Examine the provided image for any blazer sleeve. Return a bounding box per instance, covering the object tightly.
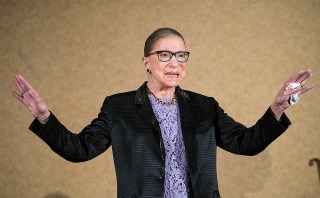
[214,103,291,156]
[29,97,112,162]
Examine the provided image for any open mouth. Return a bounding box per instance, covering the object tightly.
[165,72,179,77]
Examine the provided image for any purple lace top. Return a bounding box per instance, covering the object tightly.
[149,98,191,198]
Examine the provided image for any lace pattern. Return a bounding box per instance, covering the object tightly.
[150,98,190,198]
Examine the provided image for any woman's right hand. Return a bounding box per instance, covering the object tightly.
[12,75,50,124]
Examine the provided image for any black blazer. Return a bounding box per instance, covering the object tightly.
[30,82,291,198]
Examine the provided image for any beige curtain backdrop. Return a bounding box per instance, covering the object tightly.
[1,0,319,197]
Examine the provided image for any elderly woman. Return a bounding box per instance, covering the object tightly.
[13,28,314,198]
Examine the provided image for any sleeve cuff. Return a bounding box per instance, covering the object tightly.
[266,107,291,130]
[29,111,54,135]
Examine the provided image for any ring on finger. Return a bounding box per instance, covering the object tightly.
[19,90,28,98]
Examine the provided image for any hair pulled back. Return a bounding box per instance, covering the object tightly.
[144,27,185,57]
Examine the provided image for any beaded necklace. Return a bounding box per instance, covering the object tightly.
[146,86,177,106]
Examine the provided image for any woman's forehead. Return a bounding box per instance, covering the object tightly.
[153,35,186,51]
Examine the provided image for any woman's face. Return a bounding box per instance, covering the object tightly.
[143,35,187,89]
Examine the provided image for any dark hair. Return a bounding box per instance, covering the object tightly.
[144,27,185,57]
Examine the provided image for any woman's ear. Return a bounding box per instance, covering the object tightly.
[142,57,148,68]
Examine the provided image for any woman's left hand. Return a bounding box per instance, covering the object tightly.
[271,69,315,120]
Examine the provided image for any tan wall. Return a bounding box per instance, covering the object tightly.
[1,0,319,197]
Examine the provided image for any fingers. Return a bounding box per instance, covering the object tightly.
[12,89,34,105]
[28,88,42,104]
[283,86,301,96]
[272,69,314,112]
[12,90,25,103]
[14,75,34,93]
[13,74,35,101]
[12,75,37,106]
[295,69,312,86]
[282,69,314,94]
[284,69,313,87]
[14,75,26,92]
[284,69,305,86]
[300,84,315,95]
[283,84,314,96]
[14,77,23,93]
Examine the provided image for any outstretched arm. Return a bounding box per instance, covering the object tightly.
[271,69,315,120]
[12,75,50,124]
[12,74,112,162]
[216,69,315,155]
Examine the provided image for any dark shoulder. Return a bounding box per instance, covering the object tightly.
[177,89,219,114]
[109,90,136,99]
[179,89,220,118]
[106,90,137,106]
[100,90,136,109]
[182,89,218,104]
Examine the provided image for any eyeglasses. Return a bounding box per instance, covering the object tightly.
[147,50,190,63]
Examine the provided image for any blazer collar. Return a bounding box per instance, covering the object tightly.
[135,81,191,105]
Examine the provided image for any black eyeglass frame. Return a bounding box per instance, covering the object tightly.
[147,50,190,63]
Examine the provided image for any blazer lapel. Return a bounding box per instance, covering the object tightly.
[176,86,192,135]
[135,82,163,160]
[176,87,198,171]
